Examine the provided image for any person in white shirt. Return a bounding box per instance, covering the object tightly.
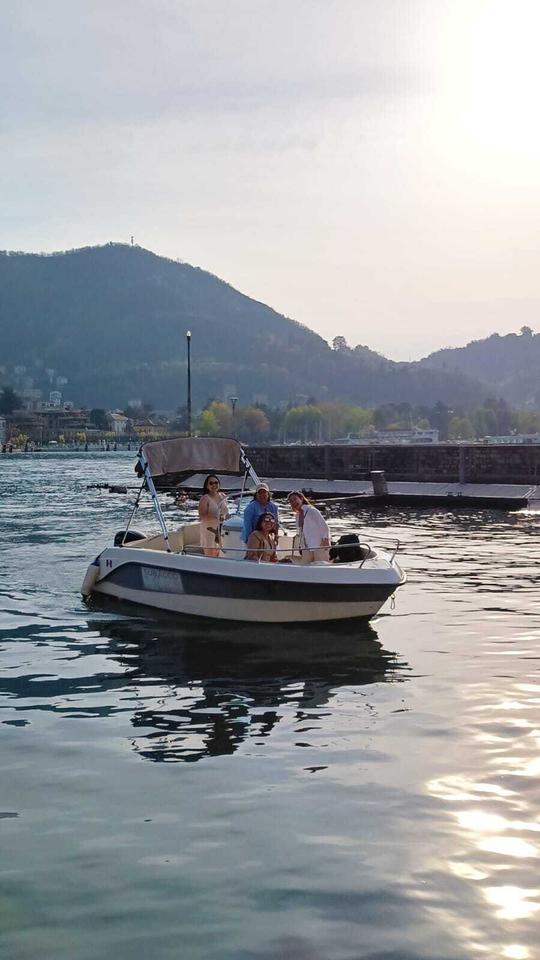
[288,490,330,563]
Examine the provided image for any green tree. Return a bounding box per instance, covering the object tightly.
[123,405,142,419]
[89,408,109,430]
[196,409,218,436]
[204,400,232,436]
[318,402,345,440]
[374,403,399,429]
[344,406,373,435]
[484,396,511,434]
[253,403,285,440]
[283,405,322,441]
[448,415,474,440]
[236,406,270,442]
[510,409,540,434]
[471,407,498,438]
[0,386,22,414]
[317,401,373,440]
[431,402,450,441]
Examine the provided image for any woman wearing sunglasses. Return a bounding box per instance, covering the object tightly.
[245,513,278,563]
[198,475,229,557]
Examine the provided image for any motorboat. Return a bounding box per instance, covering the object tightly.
[81,437,405,623]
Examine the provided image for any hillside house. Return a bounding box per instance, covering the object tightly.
[108,412,129,434]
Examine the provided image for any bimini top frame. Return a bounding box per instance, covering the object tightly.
[134,436,261,553]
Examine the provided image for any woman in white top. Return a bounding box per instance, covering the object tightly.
[288,490,330,563]
[198,475,229,557]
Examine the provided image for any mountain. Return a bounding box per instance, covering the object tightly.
[0,244,485,410]
[418,329,540,407]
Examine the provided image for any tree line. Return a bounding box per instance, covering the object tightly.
[189,396,540,442]
[3,386,540,443]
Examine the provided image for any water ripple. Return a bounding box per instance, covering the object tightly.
[0,452,538,960]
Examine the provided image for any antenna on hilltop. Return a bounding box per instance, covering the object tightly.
[130,236,134,246]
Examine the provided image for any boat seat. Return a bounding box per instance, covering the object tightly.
[123,521,214,555]
[181,523,201,547]
[127,530,186,552]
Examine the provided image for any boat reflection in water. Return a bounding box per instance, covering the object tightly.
[94,609,406,764]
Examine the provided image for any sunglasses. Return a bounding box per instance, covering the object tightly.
[208,481,219,486]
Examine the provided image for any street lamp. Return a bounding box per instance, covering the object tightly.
[229,396,238,439]
[186,330,192,437]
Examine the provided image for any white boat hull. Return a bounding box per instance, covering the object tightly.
[83,546,405,624]
[89,581,386,622]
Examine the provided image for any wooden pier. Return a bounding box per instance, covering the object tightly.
[178,443,540,508]
[219,443,540,509]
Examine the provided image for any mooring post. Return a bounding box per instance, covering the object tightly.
[371,469,388,497]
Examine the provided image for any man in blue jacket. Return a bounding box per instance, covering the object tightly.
[242,483,279,544]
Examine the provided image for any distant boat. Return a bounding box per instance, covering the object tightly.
[332,429,439,445]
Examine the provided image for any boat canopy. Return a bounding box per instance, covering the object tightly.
[137,436,245,483]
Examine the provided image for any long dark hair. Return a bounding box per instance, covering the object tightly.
[202,474,221,495]
[287,490,311,506]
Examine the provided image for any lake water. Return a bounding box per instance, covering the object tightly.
[0,451,539,960]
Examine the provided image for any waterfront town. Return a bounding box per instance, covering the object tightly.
[2,384,540,454]
[0,395,152,451]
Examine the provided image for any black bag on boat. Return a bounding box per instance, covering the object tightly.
[114,530,145,546]
[329,533,366,563]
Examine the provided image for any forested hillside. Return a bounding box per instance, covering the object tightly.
[0,244,485,410]
[419,329,539,407]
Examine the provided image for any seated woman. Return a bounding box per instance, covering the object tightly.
[245,513,278,562]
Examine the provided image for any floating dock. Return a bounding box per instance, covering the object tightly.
[180,474,539,510]
[263,479,538,510]
[180,440,540,510]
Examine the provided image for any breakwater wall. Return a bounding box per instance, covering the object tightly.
[247,444,540,486]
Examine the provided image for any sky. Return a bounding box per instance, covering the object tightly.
[2,0,540,360]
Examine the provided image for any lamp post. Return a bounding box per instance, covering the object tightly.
[186,330,192,437]
[229,396,238,439]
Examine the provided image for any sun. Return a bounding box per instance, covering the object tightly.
[442,0,540,162]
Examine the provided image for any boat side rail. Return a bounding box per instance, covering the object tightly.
[324,536,401,565]
[182,542,301,561]
[357,534,400,561]
[125,530,400,563]
[277,526,400,560]
[181,538,400,564]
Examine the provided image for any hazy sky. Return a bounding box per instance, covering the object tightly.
[2,0,540,359]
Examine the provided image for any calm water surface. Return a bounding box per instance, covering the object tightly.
[0,452,538,960]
